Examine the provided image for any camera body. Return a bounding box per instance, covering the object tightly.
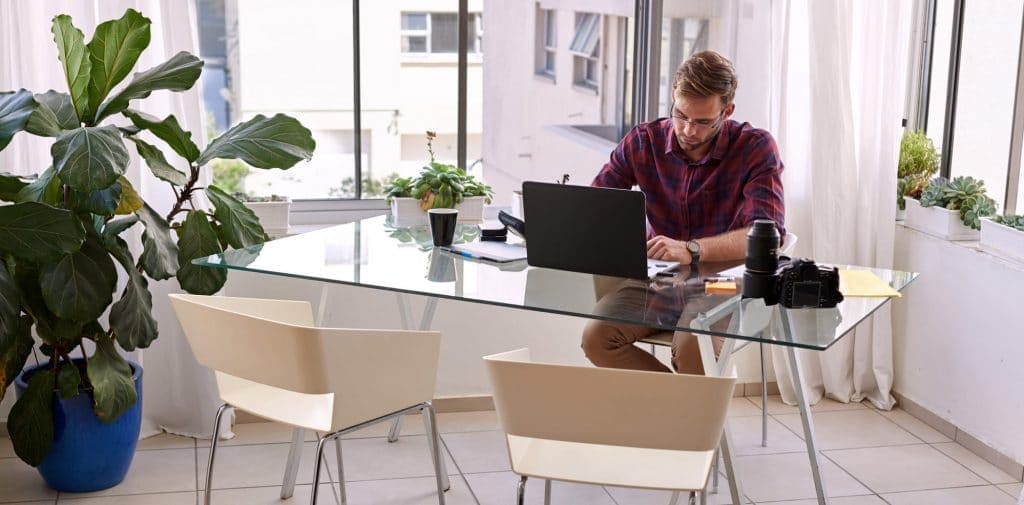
[774,257,844,308]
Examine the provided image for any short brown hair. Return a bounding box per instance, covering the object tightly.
[672,51,737,106]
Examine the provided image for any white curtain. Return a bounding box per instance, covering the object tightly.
[768,0,913,409]
[0,0,229,438]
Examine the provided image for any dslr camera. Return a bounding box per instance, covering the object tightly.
[741,220,844,308]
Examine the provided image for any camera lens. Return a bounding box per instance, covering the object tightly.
[742,220,780,301]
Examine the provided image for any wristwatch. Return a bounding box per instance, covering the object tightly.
[685,239,701,264]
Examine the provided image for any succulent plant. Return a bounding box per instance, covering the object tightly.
[918,177,950,208]
[992,214,1024,232]
[918,176,996,230]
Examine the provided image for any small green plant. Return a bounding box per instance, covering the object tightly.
[897,131,940,211]
[918,176,997,229]
[383,131,492,210]
[992,214,1024,232]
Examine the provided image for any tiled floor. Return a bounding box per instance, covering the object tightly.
[1,397,1020,505]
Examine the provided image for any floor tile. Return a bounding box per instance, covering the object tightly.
[933,442,1019,484]
[206,483,335,504]
[441,431,511,474]
[344,475,477,505]
[874,408,953,444]
[757,495,885,505]
[337,435,458,482]
[221,422,315,446]
[56,449,196,498]
[0,459,57,503]
[826,444,987,493]
[728,397,764,417]
[749,395,867,415]
[58,491,196,504]
[731,451,870,502]
[774,410,919,450]
[0,436,15,458]
[464,471,617,505]
[136,433,196,451]
[197,441,321,490]
[605,471,740,504]
[726,415,809,456]
[0,502,54,505]
[340,411,500,440]
[998,482,1022,499]
[882,485,1017,505]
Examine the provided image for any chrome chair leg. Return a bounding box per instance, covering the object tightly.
[334,438,347,505]
[544,479,552,505]
[204,403,232,505]
[712,449,720,493]
[517,475,528,505]
[688,491,697,505]
[668,491,681,505]
[421,404,451,491]
[700,487,707,505]
[309,437,330,505]
[387,415,403,442]
[281,428,305,499]
[423,403,448,505]
[760,342,768,447]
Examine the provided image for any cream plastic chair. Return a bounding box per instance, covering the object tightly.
[168,294,447,505]
[484,348,736,505]
[638,232,798,449]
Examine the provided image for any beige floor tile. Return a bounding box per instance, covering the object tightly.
[339,411,499,440]
[749,395,868,415]
[337,435,458,482]
[998,482,1023,499]
[136,433,196,451]
[0,459,57,503]
[825,444,987,494]
[56,449,196,499]
[441,431,511,474]
[206,483,334,504]
[875,408,953,444]
[882,485,1017,505]
[220,422,315,446]
[197,441,320,490]
[464,471,617,505]
[729,397,765,417]
[933,442,1019,484]
[0,502,54,505]
[605,471,740,504]
[726,415,809,456]
[732,452,870,502]
[343,475,477,505]
[757,495,885,505]
[58,491,196,504]
[0,436,15,458]
[774,410,920,450]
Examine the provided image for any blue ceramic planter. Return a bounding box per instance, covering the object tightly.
[14,359,143,492]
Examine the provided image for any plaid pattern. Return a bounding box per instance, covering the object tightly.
[592,118,786,241]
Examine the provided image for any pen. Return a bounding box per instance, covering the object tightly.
[703,276,735,283]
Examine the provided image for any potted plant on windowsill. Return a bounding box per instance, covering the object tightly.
[980,214,1024,262]
[384,131,492,225]
[235,193,291,238]
[0,9,314,492]
[896,130,939,221]
[904,176,996,240]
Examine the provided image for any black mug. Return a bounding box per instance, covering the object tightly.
[428,208,458,247]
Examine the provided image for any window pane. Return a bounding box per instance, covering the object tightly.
[432,13,458,53]
[949,0,1024,210]
[545,51,555,72]
[545,10,556,47]
[926,0,954,145]
[469,13,482,53]
[402,12,427,30]
[570,13,600,55]
[403,35,427,53]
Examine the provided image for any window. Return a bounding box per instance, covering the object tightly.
[571,13,601,88]
[536,7,556,77]
[401,12,483,55]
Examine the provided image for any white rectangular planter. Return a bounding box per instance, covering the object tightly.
[390,196,486,226]
[246,201,291,238]
[903,197,979,241]
[980,218,1024,263]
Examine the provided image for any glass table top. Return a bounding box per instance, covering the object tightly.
[194,215,918,351]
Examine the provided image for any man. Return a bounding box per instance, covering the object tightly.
[582,50,785,375]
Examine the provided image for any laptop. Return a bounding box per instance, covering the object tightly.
[521,181,678,279]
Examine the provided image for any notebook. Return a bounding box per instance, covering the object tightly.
[444,241,528,263]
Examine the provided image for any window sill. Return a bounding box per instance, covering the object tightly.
[571,82,599,95]
[533,72,556,84]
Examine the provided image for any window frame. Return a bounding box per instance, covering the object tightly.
[401,11,482,56]
[571,12,601,89]
[400,12,430,53]
[536,7,557,78]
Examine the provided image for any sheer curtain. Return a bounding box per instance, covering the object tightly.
[0,0,229,438]
[768,0,914,409]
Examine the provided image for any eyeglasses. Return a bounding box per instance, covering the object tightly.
[670,106,724,131]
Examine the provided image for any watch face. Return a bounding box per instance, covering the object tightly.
[687,241,700,254]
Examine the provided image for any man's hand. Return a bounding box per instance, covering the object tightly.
[646,236,693,264]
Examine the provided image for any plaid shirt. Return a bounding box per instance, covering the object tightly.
[592,118,786,241]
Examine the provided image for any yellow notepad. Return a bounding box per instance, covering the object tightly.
[839,269,901,298]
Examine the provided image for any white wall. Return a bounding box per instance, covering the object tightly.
[893,225,1024,464]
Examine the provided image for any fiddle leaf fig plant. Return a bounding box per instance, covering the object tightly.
[0,9,315,467]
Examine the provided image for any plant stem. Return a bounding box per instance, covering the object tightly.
[166,164,201,222]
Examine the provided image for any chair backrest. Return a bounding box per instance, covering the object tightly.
[169,294,442,428]
[484,348,736,452]
[781,232,799,256]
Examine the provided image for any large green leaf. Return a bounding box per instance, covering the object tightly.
[0,316,34,403]
[85,9,151,123]
[40,237,117,323]
[135,203,178,280]
[196,114,315,169]
[0,202,86,261]
[103,215,138,241]
[51,15,92,123]
[114,176,143,215]
[75,182,122,215]
[0,90,35,149]
[8,367,55,466]
[25,91,77,137]
[88,333,137,422]
[176,211,226,295]
[52,125,129,192]
[0,173,28,201]
[123,110,199,162]
[56,362,82,400]
[95,52,203,122]
[206,185,268,248]
[128,137,188,185]
[15,166,62,205]
[10,261,82,345]
[105,236,157,350]
[0,260,22,345]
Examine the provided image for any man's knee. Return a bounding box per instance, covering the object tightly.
[581,321,616,358]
